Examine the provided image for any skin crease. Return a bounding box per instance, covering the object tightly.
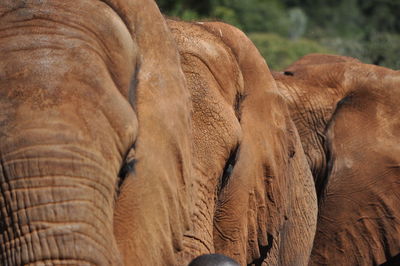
[0,0,191,265]
[112,0,194,265]
[168,19,244,264]
[168,20,317,265]
[273,54,400,265]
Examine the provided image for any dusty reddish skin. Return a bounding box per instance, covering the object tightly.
[111,1,193,266]
[168,20,317,265]
[0,0,191,265]
[273,54,400,265]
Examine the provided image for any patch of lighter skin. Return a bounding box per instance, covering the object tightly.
[196,22,204,25]
[336,155,354,170]
[36,50,66,72]
[101,5,136,57]
[374,105,399,140]
[237,70,244,95]
[348,65,380,86]
[386,72,400,84]
[275,82,293,101]
[219,29,223,37]
[343,68,358,89]
[197,38,221,58]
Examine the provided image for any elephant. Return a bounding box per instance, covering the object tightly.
[272,54,400,265]
[0,0,193,265]
[0,1,318,264]
[167,20,317,265]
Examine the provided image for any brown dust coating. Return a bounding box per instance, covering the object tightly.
[111,0,193,265]
[168,20,317,265]
[0,0,192,265]
[274,53,400,265]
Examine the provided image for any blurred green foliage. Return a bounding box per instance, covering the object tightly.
[249,33,333,70]
[157,0,400,70]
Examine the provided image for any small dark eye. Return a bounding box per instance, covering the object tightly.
[117,145,137,191]
[118,159,136,179]
[284,71,294,76]
[218,146,239,194]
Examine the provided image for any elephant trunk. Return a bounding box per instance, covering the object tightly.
[0,122,124,265]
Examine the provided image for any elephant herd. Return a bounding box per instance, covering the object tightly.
[0,0,399,265]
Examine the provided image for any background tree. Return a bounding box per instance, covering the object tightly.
[157,0,400,70]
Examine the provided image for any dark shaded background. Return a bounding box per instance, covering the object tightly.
[157,0,400,70]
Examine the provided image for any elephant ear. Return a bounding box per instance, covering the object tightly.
[112,1,193,265]
[202,22,317,265]
[311,65,400,265]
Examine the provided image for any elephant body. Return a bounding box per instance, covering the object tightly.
[273,54,400,265]
[168,20,317,265]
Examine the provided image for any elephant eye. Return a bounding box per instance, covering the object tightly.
[117,144,136,191]
[234,92,246,122]
[284,71,294,76]
[218,145,239,193]
[117,159,136,194]
[118,159,136,180]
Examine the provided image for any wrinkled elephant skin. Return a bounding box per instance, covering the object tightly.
[168,20,317,265]
[0,0,191,265]
[273,54,400,265]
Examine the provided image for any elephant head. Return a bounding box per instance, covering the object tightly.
[273,54,400,265]
[168,20,317,265]
[0,0,192,264]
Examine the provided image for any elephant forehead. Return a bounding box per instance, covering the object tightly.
[0,0,139,161]
[0,0,137,98]
[0,0,135,53]
[169,21,244,107]
[188,69,242,153]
